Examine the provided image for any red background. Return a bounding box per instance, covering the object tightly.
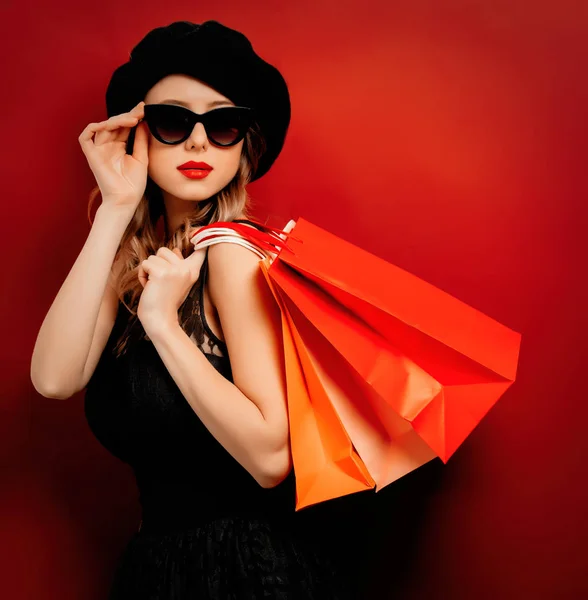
[2,1,587,598]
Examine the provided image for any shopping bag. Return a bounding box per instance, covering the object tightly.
[265,218,521,464]
[190,218,522,505]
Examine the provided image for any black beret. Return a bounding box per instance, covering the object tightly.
[105,20,291,181]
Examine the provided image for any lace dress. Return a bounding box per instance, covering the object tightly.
[84,229,353,599]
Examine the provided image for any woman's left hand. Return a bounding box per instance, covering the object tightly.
[137,246,207,335]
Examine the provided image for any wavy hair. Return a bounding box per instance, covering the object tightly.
[86,122,267,358]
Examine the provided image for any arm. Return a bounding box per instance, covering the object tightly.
[30,203,135,399]
[144,242,292,488]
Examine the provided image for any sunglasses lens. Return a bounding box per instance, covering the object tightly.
[208,125,240,146]
[149,106,191,143]
[206,109,250,146]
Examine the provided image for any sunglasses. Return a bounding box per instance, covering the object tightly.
[141,103,255,147]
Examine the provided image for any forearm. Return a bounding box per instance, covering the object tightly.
[30,203,134,398]
[146,321,289,488]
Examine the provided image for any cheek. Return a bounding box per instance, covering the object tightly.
[214,145,243,178]
[146,148,161,177]
[146,150,179,189]
[228,149,242,172]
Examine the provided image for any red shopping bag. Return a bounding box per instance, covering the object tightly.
[191,217,522,506]
[268,218,521,463]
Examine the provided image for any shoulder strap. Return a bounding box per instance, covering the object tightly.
[197,247,227,352]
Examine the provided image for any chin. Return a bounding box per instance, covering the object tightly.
[156,180,219,201]
[152,169,235,202]
[182,180,229,199]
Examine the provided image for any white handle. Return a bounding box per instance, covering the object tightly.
[191,230,275,261]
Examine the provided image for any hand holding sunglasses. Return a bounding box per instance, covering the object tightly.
[141,103,255,147]
[79,101,149,210]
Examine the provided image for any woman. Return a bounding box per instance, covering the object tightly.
[31,19,353,600]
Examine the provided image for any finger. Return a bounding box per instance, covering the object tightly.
[78,121,109,151]
[140,256,167,276]
[185,247,206,262]
[184,248,206,274]
[170,248,184,261]
[103,114,140,131]
[129,101,145,118]
[111,102,144,124]
[132,120,149,164]
[94,115,140,146]
[81,102,144,148]
[138,263,148,288]
[156,247,183,263]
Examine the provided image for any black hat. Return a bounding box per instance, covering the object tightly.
[105,20,291,182]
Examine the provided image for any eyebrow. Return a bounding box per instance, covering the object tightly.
[159,98,234,109]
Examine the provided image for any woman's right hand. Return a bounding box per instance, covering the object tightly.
[78,101,149,210]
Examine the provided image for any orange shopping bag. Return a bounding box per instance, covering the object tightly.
[261,258,376,510]
[190,217,522,508]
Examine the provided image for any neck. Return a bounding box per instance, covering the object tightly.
[162,206,248,240]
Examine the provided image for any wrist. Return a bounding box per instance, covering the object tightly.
[94,203,137,232]
[141,313,180,340]
[96,199,138,220]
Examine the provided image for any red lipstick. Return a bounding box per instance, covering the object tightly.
[178,161,212,170]
[177,161,213,180]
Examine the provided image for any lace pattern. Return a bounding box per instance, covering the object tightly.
[177,247,227,359]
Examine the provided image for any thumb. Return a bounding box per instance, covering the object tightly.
[172,247,183,258]
[184,247,206,280]
[185,246,206,262]
[132,119,149,165]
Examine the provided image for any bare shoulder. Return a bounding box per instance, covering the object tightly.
[207,241,263,307]
[206,229,280,350]
[206,219,264,309]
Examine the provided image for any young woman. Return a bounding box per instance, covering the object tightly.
[31,19,354,600]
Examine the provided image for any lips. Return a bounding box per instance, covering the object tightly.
[178,161,212,170]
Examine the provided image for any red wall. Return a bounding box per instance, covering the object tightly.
[3,1,587,598]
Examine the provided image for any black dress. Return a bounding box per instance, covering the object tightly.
[84,236,354,599]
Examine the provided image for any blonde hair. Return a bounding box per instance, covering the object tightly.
[86,123,267,358]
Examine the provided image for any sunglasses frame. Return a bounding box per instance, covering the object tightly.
[142,103,255,147]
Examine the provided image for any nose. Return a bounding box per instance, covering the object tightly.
[186,122,208,149]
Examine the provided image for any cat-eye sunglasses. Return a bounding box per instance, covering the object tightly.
[141,103,255,147]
